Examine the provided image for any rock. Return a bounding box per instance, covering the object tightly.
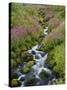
[21,61,36,73]
[21,66,30,73]
[26,61,36,68]
[11,79,21,87]
[39,70,49,78]
[31,50,36,54]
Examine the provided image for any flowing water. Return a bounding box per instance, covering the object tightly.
[16,27,56,86]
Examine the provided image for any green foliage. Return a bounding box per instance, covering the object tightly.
[47,43,65,81]
[10,4,65,85]
[52,43,65,78]
[11,32,39,53]
[11,79,21,87]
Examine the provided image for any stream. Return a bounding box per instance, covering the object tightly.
[15,26,56,86]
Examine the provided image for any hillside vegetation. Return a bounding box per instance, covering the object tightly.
[10,3,65,87]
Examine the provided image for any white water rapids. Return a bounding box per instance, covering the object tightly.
[16,27,56,86]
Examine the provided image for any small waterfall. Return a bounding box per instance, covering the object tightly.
[17,27,56,86]
[18,74,26,80]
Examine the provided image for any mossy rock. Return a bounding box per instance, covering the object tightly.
[21,66,30,73]
[11,79,21,87]
[26,61,36,68]
[21,61,36,73]
[39,70,49,78]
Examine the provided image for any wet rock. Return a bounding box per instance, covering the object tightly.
[35,54,41,59]
[31,50,36,54]
[20,77,25,81]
